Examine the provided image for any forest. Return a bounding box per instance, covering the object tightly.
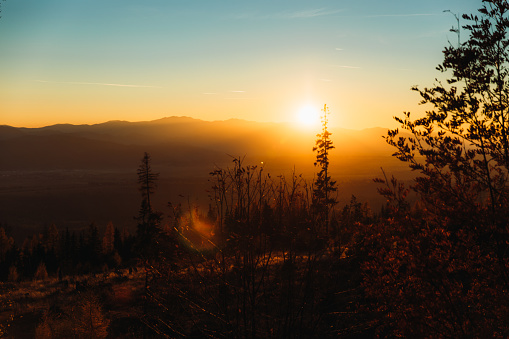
[1,1,509,337]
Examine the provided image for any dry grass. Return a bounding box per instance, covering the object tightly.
[0,269,146,338]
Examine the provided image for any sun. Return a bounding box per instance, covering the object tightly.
[296,105,320,128]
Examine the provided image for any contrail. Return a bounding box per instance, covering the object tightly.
[34,80,162,88]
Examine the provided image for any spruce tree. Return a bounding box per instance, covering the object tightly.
[312,104,337,235]
[137,152,159,223]
[135,152,163,261]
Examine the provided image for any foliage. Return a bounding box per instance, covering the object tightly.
[84,223,102,267]
[0,227,14,262]
[34,262,49,281]
[132,156,373,338]
[75,294,110,338]
[35,293,110,339]
[7,265,18,282]
[101,221,115,255]
[364,1,509,336]
[0,119,388,337]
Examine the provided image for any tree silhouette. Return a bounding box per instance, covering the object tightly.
[137,152,159,223]
[312,104,337,235]
[34,262,48,281]
[135,152,163,263]
[102,221,115,255]
[364,1,509,336]
[86,222,102,268]
[0,227,13,262]
[36,293,109,339]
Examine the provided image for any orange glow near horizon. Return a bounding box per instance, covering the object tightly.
[0,1,481,130]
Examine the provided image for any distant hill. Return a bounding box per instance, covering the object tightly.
[0,117,413,242]
[0,117,399,172]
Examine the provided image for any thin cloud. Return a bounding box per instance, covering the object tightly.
[231,8,342,20]
[35,80,162,88]
[282,8,342,19]
[335,48,344,51]
[204,91,245,95]
[362,13,437,18]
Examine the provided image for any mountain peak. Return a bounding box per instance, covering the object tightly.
[150,116,202,124]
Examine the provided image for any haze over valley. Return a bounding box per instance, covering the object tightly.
[0,117,411,242]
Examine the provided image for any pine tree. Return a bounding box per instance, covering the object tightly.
[137,152,159,223]
[312,104,337,235]
[0,227,13,262]
[135,152,163,261]
[43,223,60,255]
[102,221,115,255]
[75,294,110,338]
[86,222,101,267]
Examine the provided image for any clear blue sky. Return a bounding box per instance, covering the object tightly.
[0,0,480,129]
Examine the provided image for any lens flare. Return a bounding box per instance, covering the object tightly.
[177,209,216,252]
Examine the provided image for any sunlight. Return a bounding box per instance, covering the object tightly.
[296,105,320,128]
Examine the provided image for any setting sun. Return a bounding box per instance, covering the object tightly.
[296,105,320,128]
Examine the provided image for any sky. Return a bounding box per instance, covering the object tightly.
[0,0,480,129]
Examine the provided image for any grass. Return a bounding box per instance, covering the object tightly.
[0,269,146,338]
[0,249,373,338]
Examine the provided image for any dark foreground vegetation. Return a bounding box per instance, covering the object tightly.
[1,1,509,337]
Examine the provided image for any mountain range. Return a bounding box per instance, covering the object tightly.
[0,117,413,242]
[0,116,400,171]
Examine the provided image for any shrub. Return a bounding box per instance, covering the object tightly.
[34,262,48,281]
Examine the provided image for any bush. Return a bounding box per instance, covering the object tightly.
[7,265,18,282]
[36,293,110,339]
[34,262,48,281]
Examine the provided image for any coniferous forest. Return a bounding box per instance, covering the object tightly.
[1,1,509,337]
